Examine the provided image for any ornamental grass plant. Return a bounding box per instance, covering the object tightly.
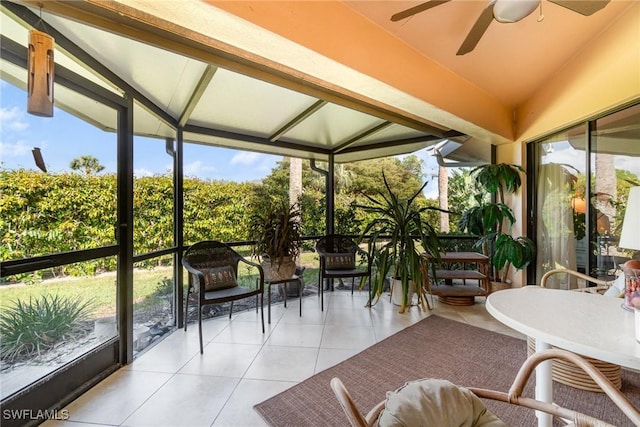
[0,294,95,362]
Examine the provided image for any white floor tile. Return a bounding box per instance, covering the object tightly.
[265,323,324,348]
[211,320,272,345]
[52,290,518,427]
[244,345,318,382]
[320,324,376,350]
[64,370,173,425]
[212,378,296,427]
[178,342,262,377]
[122,374,238,427]
[315,347,362,373]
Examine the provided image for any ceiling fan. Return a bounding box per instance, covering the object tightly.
[391,0,610,56]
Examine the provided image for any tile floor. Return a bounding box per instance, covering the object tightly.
[42,289,523,427]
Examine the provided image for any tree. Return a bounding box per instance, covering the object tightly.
[348,156,424,199]
[438,165,449,233]
[289,156,302,263]
[69,155,105,175]
[447,168,482,232]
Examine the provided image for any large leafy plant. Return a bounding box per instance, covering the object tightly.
[459,163,535,283]
[249,201,302,267]
[358,173,442,313]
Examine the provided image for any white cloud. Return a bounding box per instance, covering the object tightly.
[615,157,640,179]
[542,146,586,174]
[134,168,154,177]
[0,107,29,131]
[230,151,261,165]
[184,160,217,177]
[0,140,32,158]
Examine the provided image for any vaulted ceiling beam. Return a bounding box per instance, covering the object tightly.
[178,65,218,128]
[269,99,327,142]
[333,121,393,154]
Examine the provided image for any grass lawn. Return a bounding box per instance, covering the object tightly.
[0,268,172,318]
[0,251,323,319]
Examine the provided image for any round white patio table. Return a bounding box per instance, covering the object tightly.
[486,286,640,427]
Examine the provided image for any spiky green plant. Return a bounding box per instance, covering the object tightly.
[358,173,443,313]
[0,294,95,362]
[249,201,302,268]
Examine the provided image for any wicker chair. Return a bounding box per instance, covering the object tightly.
[182,240,264,354]
[531,268,622,392]
[315,234,372,311]
[331,349,640,427]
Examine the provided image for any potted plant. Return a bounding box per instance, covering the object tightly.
[249,201,302,282]
[458,163,535,289]
[358,173,442,313]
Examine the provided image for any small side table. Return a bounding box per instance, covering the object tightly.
[266,275,302,324]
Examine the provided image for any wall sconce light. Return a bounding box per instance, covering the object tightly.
[27,29,55,117]
[571,196,586,214]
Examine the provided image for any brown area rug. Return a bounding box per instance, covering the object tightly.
[254,315,640,426]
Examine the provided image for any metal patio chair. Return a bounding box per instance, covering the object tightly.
[182,240,264,353]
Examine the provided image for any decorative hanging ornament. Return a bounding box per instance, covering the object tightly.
[27,29,54,117]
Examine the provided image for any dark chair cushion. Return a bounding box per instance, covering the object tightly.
[203,285,256,301]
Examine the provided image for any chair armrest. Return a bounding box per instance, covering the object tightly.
[238,257,265,290]
[182,260,206,293]
[315,247,329,258]
[541,268,612,290]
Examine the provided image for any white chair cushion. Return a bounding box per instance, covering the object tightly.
[378,378,506,427]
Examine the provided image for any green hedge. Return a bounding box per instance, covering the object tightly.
[1,169,258,276]
[1,165,448,279]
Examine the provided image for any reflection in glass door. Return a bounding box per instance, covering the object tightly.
[532,103,640,287]
[592,103,640,278]
[534,124,587,287]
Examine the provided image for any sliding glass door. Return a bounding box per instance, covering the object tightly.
[591,103,640,278]
[531,103,640,286]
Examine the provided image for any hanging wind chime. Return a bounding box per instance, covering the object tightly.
[27,20,55,117]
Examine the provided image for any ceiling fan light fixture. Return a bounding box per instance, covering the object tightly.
[493,0,540,23]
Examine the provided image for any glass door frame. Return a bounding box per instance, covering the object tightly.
[526,100,640,285]
[0,42,133,425]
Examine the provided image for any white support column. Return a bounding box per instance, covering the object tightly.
[535,339,553,427]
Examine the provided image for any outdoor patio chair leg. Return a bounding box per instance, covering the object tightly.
[299,281,303,317]
[260,293,265,333]
[255,294,258,312]
[184,290,189,331]
[198,304,204,354]
[229,301,234,319]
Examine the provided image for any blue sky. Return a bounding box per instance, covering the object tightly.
[0,80,442,194]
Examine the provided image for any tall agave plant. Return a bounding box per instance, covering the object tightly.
[458,163,536,283]
[358,173,442,313]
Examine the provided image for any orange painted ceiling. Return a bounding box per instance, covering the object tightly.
[343,0,633,108]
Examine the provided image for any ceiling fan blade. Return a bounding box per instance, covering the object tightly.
[391,0,451,22]
[456,2,495,56]
[548,0,609,16]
